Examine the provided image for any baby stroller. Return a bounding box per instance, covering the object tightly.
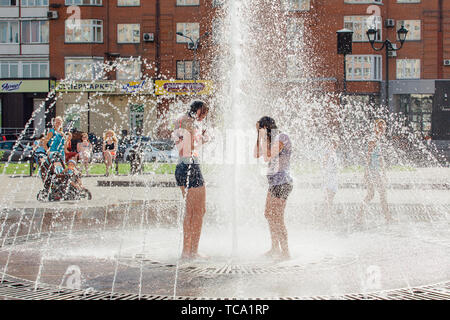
[128,142,144,175]
[36,153,92,202]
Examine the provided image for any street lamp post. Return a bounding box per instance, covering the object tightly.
[366,25,408,111]
[337,28,354,94]
[175,31,210,84]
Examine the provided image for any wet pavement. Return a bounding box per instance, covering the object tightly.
[0,167,449,299]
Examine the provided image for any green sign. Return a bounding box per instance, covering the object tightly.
[0,80,49,93]
[53,81,115,92]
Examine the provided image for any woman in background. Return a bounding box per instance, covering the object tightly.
[103,130,118,177]
[44,116,66,162]
[65,132,78,163]
[254,117,293,260]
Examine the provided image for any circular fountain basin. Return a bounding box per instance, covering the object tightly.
[1,204,449,299]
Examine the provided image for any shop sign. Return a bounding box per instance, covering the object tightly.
[53,81,115,92]
[0,80,49,93]
[155,80,213,96]
[120,80,153,94]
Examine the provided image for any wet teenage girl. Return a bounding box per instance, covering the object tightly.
[254,117,293,260]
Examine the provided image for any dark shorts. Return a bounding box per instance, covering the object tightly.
[175,162,204,189]
[269,183,293,200]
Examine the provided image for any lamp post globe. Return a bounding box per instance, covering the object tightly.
[366,28,378,45]
[397,25,409,44]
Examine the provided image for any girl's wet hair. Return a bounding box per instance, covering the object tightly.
[189,100,208,118]
[258,117,278,130]
[375,119,386,127]
[258,116,278,146]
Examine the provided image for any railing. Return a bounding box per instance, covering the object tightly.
[0,128,37,138]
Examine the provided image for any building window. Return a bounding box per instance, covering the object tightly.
[176,60,199,80]
[346,55,382,81]
[344,15,382,42]
[176,23,199,43]
[130,104,144,135]
[21,0,49,6]
[283,0,310,11]
[21,21,49,44]
[0,61,48,78]
[397,20,421,41]
[396,59,420,79]
[176,0,199,5]
[65,57,104,80]
[65,19,103,43]
[0,0,18,5]
[22,61,49,78]
[117,0,139,6]
[65,0,102,5]
[117,24,140,43]
[286,17,304,50]
[0,21,19,44]
[211,18,223,44]
[397,0,420,3]
[399,94,432,138]
[212,0,224,7]
[65,104,81,131]
[0,61,19,78]
[116,58,141,80]
[286,55,303,80]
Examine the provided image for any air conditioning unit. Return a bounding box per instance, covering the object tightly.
[444,59,450,66]
[388,43,397,57]
[47,11,58,19]
[385,19,395,28]
[143,33,154,42]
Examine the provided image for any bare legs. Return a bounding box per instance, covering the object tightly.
[180,186,206,259]
[357,171,391,226]
[323,189,336,227]
[80,154,90,176]
[104,151,113,176]
[264,193,290,259]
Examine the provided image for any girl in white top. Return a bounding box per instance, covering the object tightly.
[77,133,93,176]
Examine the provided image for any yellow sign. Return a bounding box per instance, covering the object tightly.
[155,80,213,96]
[52,81,115,92]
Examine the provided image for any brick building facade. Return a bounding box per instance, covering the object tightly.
[1,0,449,142]
[0,0,51,139]
[300,0,450,140]
[47,0,215,138]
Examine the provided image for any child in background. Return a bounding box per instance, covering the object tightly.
[77,133,93,176]
[65,160,84,191]
[322,136,340,227]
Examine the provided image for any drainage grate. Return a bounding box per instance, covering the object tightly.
[115,254,355,275]
[1,274,449,300]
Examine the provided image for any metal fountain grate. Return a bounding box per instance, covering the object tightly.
[1,208,450,300]
[115,254,356,275]
[1,274,450,300]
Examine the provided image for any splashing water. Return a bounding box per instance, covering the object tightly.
[0,0,449,300]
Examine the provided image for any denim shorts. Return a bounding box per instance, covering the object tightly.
[175,162,204,189]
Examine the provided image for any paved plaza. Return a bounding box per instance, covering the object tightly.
[0,167,449,300]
